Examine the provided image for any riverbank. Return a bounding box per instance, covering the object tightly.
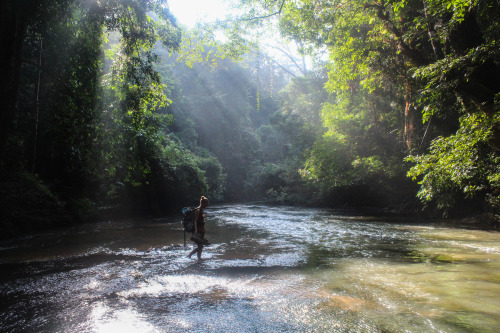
[0,174,73,240]
[2,176,498,242]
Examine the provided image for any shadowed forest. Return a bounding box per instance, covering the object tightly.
[1,0,500,237]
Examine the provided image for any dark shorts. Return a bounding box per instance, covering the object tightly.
[191,232,205,245]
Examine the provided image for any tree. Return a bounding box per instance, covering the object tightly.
[1,0,189,220]
[407,113,500,214]
[225,0,500,213]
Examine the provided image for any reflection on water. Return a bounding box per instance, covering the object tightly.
[1,205,500,332]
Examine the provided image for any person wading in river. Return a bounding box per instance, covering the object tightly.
[187,196,210,260]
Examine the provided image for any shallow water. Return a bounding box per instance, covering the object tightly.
[1,205,500,332]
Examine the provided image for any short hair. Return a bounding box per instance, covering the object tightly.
[200,196,209,206]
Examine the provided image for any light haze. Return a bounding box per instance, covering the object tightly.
[168,0,229,26]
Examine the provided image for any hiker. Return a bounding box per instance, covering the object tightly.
[187,196,210,260]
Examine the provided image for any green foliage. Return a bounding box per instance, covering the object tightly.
[299,84,407,204]
[4,0,195,219]
[155,50,278,201]
[228,0,500,214]
[238,71,331,203]
[245,162,286,200]
[300,133,351,186]
[96,22,218,211]
[175,23,250,68]
[4,0,500,228]
[406,113,500,211]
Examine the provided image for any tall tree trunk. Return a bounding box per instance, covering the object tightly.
[404,79,417,151]
[32,38,43,172]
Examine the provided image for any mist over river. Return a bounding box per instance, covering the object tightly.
[1,205,500,332]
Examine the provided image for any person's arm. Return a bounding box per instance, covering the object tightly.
[193,208,200,233]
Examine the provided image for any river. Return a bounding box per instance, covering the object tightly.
[1,205,499,332]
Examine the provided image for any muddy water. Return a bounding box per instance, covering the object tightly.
[1,205,500,332]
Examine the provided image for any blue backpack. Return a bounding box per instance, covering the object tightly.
[181,207,197,233]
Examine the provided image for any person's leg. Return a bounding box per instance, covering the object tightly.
[197,244,204,260]
[188,246,198,258]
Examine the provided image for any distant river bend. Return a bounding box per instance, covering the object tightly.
[1,205,500,332]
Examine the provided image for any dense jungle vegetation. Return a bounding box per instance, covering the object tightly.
[1,0,499,236]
